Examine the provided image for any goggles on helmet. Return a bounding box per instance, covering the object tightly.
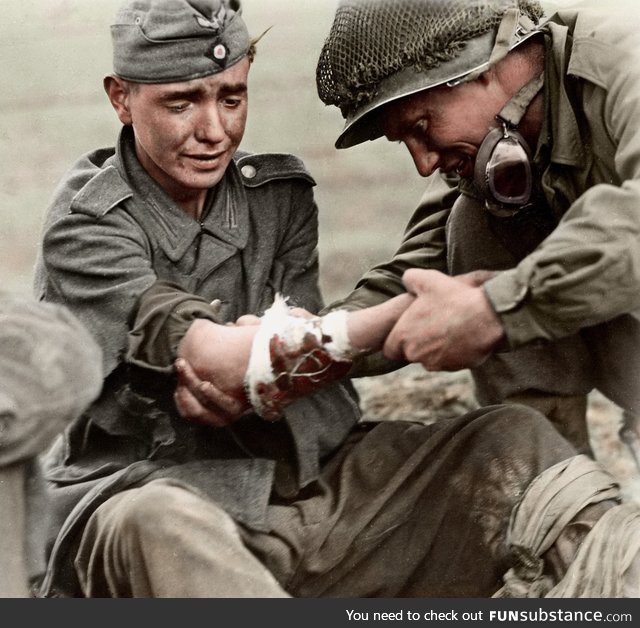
[474,122,534,218]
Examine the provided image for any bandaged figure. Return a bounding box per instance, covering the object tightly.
[495,455,640,598]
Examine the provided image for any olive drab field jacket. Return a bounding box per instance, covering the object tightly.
[332,9,640,413]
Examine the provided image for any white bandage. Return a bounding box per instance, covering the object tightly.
[245,295,354,421]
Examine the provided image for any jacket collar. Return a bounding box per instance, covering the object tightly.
[114,126,248,262]
[537,19,585,167]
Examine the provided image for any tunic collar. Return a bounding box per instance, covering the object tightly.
[114,126,249,261]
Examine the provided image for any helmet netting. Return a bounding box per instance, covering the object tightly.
[316,0,544,118]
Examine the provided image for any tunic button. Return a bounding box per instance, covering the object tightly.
[241,164,257,179]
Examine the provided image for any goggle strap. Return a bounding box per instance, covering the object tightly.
[497,72,545,128]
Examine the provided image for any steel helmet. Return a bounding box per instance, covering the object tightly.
[316,0,545,149]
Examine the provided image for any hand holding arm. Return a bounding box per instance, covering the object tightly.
[175,318,257,427]
[383,269,505,371]
[174,293,414,423]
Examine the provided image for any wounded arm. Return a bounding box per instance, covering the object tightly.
[324,174,458,376]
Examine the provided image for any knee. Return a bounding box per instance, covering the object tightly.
[108,481,228,542]
[478,403,577,462]
[482,402,555,437]
[487,402,548,427]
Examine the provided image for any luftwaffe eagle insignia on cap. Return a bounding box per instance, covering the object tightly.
[196,4,226,31]
[196,15,221,30]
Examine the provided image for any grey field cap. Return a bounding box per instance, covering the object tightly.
[316,0,545,149]
[111,0,251,83]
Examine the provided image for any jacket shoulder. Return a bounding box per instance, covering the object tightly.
[562,9,639,86]
[70,161,133,219]
[234,151,316,188]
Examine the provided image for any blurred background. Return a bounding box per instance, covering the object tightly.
[2,0,631,304]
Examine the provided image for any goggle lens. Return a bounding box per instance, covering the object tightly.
[486,136,532,205]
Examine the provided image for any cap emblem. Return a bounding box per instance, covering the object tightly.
[195,5,227,32]
[213,44,227,60]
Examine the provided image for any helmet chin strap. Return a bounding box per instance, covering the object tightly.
[463,7,539,84]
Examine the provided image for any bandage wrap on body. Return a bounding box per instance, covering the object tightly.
[492,454,640,598]
[245,295,354,421]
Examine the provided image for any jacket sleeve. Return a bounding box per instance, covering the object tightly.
[126,281,224,373]
[325,174,456,313]
[37,203,159,379]
[323,174,458,376]
[484,18,640,346]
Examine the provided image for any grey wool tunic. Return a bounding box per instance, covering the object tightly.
[32,126,361,596]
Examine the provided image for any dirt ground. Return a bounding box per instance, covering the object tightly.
[352,364,640,503]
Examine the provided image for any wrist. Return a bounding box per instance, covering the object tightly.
[177,318,217,363]
[347,293,414,352]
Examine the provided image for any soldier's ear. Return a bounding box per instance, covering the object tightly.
[104,75,134,126]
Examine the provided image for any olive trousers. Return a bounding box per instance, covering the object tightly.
[446,196,594,454]
[74,405,575,598]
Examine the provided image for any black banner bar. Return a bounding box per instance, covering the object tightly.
[2,598,638,628]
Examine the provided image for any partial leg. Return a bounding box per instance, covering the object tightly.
[241,404,580,597]
[74,479,290,598]
[0,463,30,597]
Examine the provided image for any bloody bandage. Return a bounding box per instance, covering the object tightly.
[245,296,354,421]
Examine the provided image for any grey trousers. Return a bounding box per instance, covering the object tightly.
[74,405,575,598]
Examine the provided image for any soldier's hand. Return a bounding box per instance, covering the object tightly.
[174,358,250,427]
[383,269,505,371]
[455,269,498,287]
